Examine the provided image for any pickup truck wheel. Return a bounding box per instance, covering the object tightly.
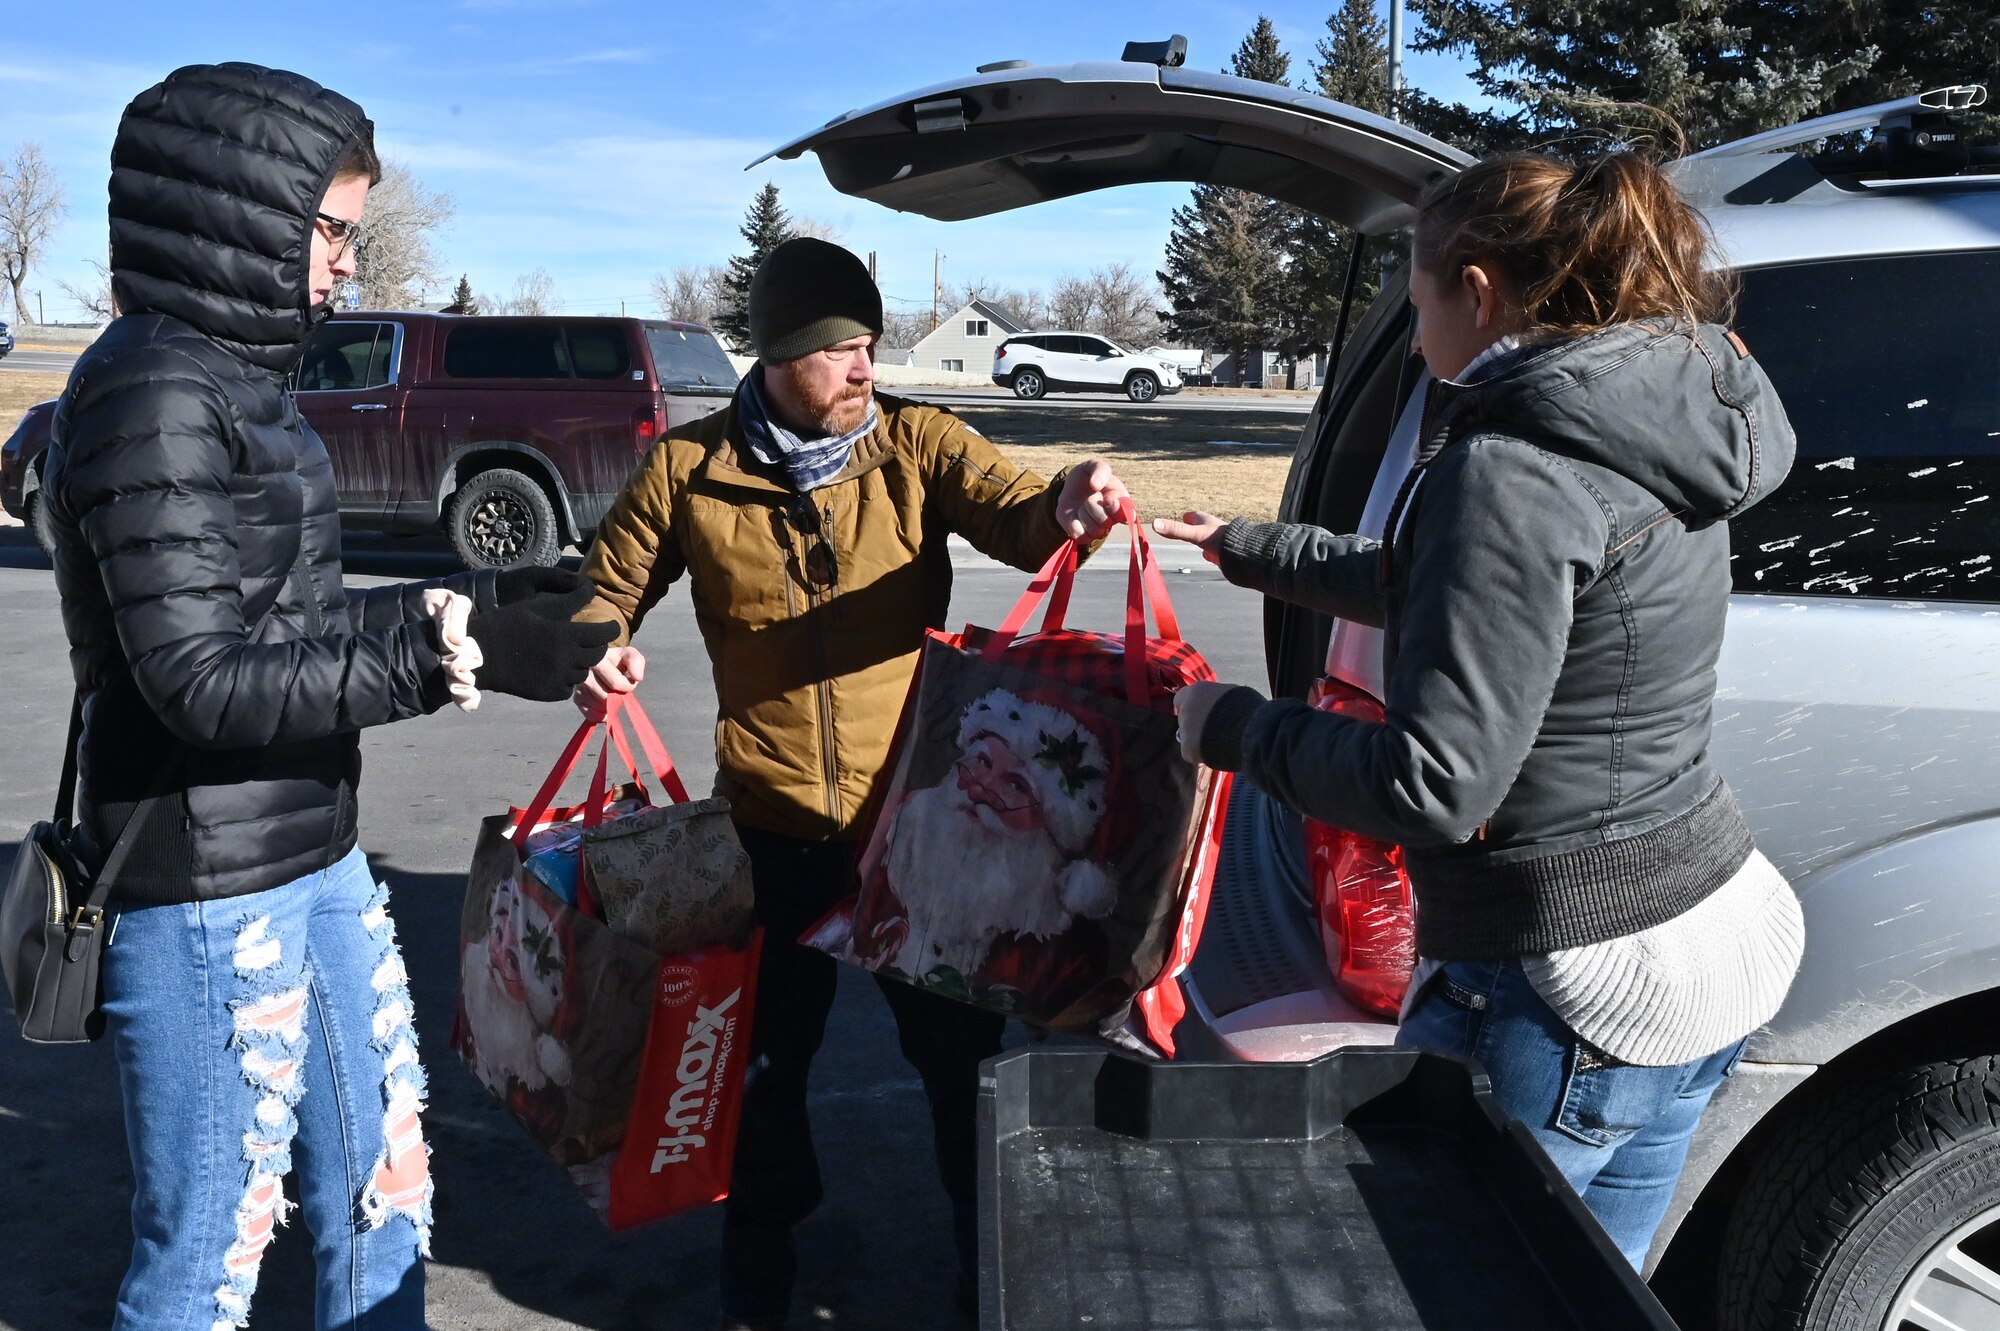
[1125,371,1160,403]
[449,468,561,570]
[1011,368,1046,400]
[1716,1056,2000,1331]
[24,490,57,559]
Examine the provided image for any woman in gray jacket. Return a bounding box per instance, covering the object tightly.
[1161,149,1805,1266]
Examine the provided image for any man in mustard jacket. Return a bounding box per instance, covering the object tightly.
[575,237,1129,1329]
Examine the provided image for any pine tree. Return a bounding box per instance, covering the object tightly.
[1231,15,1291,85]
[1157,16,1294,384]
[1159,186,1271,380]
[444,274,477,315]
[1400,0,1997,154]
[1266,0,1394,371]
[716,183,795,353]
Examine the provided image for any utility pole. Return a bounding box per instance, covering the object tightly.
[867,250,878,283]
[932,251,944,328]
[1388,0,1404,119]
[34,290,43,324]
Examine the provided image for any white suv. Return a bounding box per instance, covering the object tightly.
[991,331,1181,402]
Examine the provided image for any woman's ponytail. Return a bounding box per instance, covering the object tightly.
[1413,144,1734,336]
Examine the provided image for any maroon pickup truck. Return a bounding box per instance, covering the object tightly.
[2,311,739,568]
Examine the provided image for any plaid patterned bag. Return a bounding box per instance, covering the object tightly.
[804,504,1231,1056]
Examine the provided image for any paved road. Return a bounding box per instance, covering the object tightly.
[0,348,80,374]
[901,385,1315,414]
[0,529,1266,1331]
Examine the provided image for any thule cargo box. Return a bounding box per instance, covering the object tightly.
[977,1046,1679,1330]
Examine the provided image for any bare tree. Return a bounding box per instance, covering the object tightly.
[57,258,116,323]
[953,279,1046,330]
[504,267,559,316]
[651,263,727,325]
[0,143,66,325]
[791,215,843,242]
[1088,262,1161,348]
[350,160,455,308]
[1046,274,1096,332]
[880,307,934,350]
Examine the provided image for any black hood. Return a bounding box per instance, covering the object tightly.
[1435,323,1798,526]
[108,62,371,373]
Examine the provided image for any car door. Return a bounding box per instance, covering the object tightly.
[293,319,404,517]
[1072,334,1122,386]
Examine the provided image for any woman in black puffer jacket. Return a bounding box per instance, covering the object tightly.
[43,63,614,1330]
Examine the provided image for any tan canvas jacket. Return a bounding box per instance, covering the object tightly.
[577,390,1073,842]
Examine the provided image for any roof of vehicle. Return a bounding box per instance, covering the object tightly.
[328,310,720,335]
[1677,84,2000,269]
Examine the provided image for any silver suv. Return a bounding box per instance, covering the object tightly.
[769,59,2000,1331]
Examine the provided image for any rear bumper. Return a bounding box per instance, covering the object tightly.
[990,373,1010,387]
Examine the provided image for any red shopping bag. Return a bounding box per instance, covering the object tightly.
[455,696,760,1229]
[806,502,1231,1056]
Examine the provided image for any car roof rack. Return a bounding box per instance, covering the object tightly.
[1692,85,1988,160]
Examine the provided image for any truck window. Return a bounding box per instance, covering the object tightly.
[644,325,739,390]
[565,325,632,380]
[445,324,571,379]
[296,321,393,392]
[1730,250,2000,602]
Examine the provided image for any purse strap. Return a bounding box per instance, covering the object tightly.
[52,687,175,920]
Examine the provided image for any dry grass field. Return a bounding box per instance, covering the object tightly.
[952,401,1300,522]
[0,371,65,427]
[0,372,1302,523]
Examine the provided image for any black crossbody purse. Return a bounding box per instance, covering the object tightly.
[2,694,173,1043]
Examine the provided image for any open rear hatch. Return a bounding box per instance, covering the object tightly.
[757,53,1469,234]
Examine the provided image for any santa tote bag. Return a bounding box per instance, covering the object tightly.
[804,502,1231,1056]
[454,695,760,1229]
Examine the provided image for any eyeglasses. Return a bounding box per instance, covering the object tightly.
[782,493,839,590]
[315,211,364,262]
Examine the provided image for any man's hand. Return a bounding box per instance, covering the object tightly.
[574,645,647,719]
[1151,511,1227,566]
[1055,459,1133,541]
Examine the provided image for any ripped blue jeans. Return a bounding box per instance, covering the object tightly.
[100,846,432,1330]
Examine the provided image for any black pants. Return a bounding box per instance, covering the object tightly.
[721,825,1006,1324]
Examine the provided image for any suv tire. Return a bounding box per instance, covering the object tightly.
[449,467,562,570]
[1125,371,1160,403]
[1717,1056,2000,1331]
[24,486,56,560]
[1011,368,1047,400]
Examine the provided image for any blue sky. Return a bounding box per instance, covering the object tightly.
[1,0,1482,324]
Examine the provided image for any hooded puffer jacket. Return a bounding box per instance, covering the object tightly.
[1204,323,1798,958]
[43,63,488,903]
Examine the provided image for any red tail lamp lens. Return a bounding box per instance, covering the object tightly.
[1303,676,1416,1017]
[632,404,660,452]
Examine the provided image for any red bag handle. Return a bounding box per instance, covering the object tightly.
[983,499,1185,706]
[509,694,690,852]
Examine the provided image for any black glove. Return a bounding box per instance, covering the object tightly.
[465,582,620,701]
[493,565,587,606]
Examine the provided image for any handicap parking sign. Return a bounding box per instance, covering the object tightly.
[339,282,362,310]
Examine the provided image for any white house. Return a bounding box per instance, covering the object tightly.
[909,299,1028,375]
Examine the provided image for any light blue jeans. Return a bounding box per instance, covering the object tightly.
[100,846,432,1330]
[1396,957,1744,1269]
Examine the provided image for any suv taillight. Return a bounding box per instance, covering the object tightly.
[995,343,1008,359]
[1303,676,1415,1017]
[632,403,660,454]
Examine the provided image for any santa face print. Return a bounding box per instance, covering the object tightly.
[955,732,1046,834]
[485,880,564,1020]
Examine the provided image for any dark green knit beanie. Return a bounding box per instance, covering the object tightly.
[749,237,884,363]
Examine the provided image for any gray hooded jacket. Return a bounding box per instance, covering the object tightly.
[1203,323,1797,959]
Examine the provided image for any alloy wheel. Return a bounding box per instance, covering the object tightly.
[468,490,533,565]
[1884,1204,2000,1331]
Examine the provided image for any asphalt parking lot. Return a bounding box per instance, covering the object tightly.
[0,528,1265,1331]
